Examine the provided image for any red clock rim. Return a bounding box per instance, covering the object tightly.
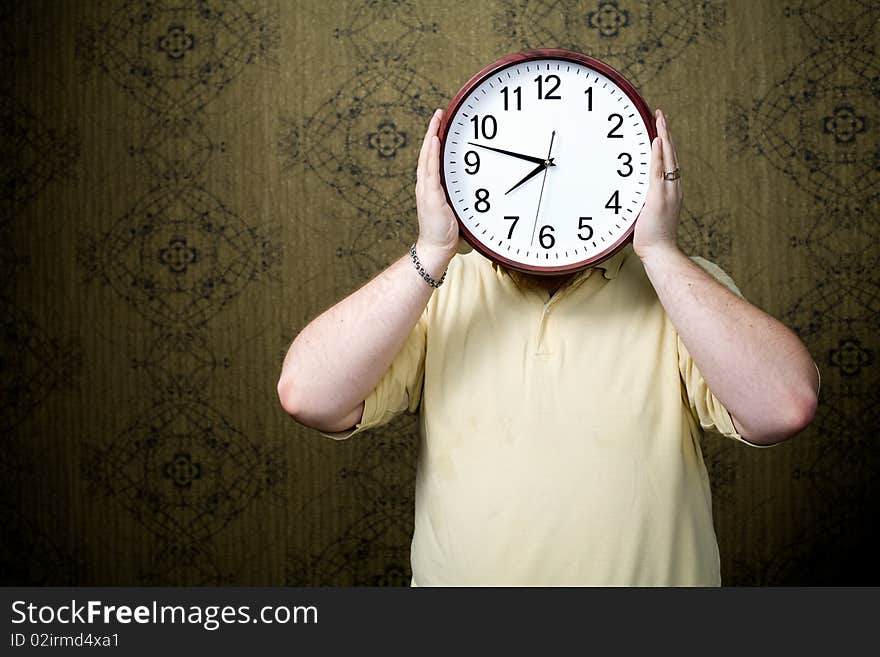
[438,48,657,276]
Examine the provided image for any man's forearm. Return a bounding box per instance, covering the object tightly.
[640,245,819,444]
[277,242,452,432]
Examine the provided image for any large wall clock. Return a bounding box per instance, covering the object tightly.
[438,49,657,274]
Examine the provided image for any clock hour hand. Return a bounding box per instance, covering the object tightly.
[505,158,556,195]
[467,141,548,166]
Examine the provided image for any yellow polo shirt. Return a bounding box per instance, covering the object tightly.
[322,244,775,586]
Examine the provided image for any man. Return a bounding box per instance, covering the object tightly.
[277,107,820,586]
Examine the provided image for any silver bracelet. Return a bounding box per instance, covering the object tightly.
[410,242,447,288]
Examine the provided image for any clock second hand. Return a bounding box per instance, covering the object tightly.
[529,130,556,247]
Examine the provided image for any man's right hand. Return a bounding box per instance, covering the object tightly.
[415,109,467,277]
[278,111,466,434]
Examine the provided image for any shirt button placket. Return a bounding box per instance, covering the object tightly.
[536,303,551,353]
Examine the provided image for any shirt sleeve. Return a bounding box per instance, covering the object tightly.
[677,256,779,449]
[317,308,428,440]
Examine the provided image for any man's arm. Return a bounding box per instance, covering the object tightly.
[641,246,818,444]
[277,109,459,433]
[633,109,819,445]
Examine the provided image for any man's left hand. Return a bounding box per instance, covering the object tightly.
[633,108,681,260]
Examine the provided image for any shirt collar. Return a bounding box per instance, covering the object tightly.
[593,247,627,280]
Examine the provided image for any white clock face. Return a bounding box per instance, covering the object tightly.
[441,56,653,272]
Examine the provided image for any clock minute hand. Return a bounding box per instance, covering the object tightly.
[467,141,547,166]
[505,158,555,195]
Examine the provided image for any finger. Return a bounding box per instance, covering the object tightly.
[426,135,441,182]
[417,111,437,181]
[418,109,442,181]
[649,134,663,181]
[661,111,679,162]
[657,110,678,171]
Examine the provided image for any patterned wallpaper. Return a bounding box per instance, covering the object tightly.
[1,0,876,585]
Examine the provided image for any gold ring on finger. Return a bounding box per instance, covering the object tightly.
[663,167,681,181]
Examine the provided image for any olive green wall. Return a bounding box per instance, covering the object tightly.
[2,0,877,585]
